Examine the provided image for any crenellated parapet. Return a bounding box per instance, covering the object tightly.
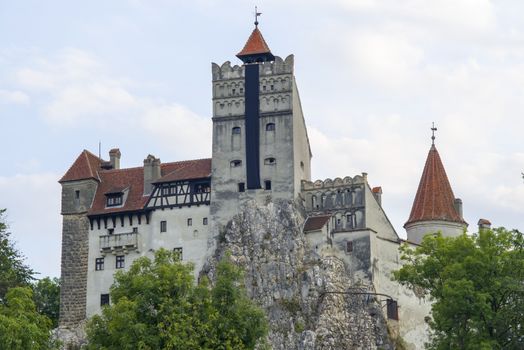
[211,55,294,81]
[301,174,369,231]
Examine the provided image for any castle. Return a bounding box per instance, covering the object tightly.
[58,23,469,348]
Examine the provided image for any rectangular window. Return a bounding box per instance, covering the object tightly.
[187,218,192,226]
[346,241,353,253]
[75,190,80,199]
[264,180,272,190]
[387,299,399,320]
[132,227,138,233]
[203,217,208,225]
[238,183,245,192]
[115,255,125,269]
[173,247,183,261]
[100,294,110,306]
[160,221,167,233]
[106,195,123,207]
[95,258,104,271]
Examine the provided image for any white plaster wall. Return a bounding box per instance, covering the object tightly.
[86,205,211,318]
[370,235,431,350]
[406,220,465,244]
[364,185,400,241]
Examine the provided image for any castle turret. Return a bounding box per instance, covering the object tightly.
[404,129,467,243]
[210,21,312,225]
[58,150,101,327]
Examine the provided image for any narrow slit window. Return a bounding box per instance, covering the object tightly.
[160,221,167,232]
[187,218,192,226]
[230,160,242,167]
[238,183,245,192]
[203,217,208,225]
[264,157,276,165]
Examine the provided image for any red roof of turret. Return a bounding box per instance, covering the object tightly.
[405,145,466,227]
[236,27,273,58]
[59,150,102,183]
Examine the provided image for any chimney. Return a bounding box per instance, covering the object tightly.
[478,218,491,231]
[372,186,382,206]
[109,148,121,170]
[453,198,463,218]
[143,154,161,195]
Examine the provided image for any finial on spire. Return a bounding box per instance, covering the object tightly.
[431,122,437,145]
[254,6,262,27]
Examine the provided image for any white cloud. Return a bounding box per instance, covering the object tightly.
[0,89,29,104]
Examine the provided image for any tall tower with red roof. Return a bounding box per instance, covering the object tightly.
[404,133,467,243]
[210,21,312,224]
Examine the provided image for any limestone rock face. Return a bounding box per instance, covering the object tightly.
[203,199,393,350]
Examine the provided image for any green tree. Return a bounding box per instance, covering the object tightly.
[0,209,35,300]
[0,286,59,349]
[33,277,60,328]
[394,228,524,349]
[86,249,268,349]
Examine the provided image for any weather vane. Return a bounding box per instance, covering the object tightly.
[431,122,437,145]
[254,6,262,26]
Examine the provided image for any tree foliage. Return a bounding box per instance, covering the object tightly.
[0,209,34,300]
[32,277,60,328]
[0,287,59,349]
[394,228,524,349]
[86,249,268,349]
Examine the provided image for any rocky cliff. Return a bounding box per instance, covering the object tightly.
[203,199,394,350]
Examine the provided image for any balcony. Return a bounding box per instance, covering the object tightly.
[99,232,138,254]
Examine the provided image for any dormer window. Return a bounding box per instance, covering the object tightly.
[106,194,122,207]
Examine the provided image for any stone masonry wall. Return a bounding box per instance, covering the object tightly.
[59,214,90,327]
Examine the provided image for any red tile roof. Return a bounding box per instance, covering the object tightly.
[405,145,465,227]
[304,215,332,232]
[59,150,102,183]
[237,27,272,58]
[154,159,212,183]
[372,186,382,194]
[87,158,211,216]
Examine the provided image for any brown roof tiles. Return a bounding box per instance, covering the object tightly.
[59,150,102,183]
[83,158,211,216]
[237,27,272,58]
[405,145,465,227]
[304,215,332,232]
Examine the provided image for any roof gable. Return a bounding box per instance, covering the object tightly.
[59,150,102,183]
[304,215,332,232]
[405,145,465,226]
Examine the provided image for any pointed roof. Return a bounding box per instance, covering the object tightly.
[59,150,102,183]
[236,26,275,63]
[405,145,466,227]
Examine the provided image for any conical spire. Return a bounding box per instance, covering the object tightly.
[236,26,275,63]
[405,144,465,227]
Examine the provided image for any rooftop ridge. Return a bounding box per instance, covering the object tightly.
[98,157,212,173]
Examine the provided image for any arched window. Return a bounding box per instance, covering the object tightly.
[266,123,275,131]
[232,127,241,134]
[264,157,276,165]
[230,160,242,167]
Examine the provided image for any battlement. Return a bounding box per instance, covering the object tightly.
[212,55,294,81]
[301,173,368,191]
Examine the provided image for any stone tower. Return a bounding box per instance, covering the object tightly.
[58,150,100,326]
[210,23,312,226]
[404,140,467,244]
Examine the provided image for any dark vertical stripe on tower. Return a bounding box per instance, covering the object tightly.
[244,63,261,189]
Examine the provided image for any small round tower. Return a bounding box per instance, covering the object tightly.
[404,125,467,243]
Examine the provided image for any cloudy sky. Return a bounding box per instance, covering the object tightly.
[1,0,523,278]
